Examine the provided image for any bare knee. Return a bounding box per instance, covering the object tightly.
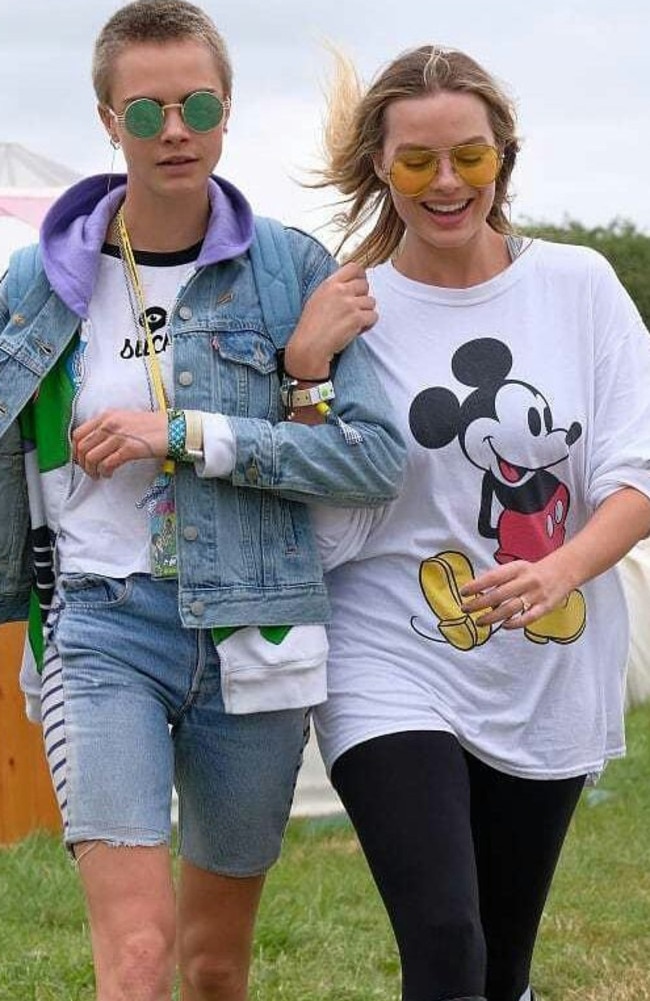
[109,925,175,999]
[74,842,175,1000]
[181,952,249,1001]
[177,864,263,1001]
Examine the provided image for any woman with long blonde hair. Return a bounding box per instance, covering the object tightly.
[287,44,650,1001]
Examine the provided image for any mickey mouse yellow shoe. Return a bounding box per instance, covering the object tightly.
[524,589,586,645]
[419,551,492,651]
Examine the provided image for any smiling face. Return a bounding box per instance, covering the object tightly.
[100,38,229,207]
[462,381,577,485]
[378,90,506,281]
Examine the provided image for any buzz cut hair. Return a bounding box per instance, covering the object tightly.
[92,0,232,105]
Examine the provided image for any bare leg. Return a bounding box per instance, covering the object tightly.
[177,860,265,1001]
[75,842,176,1001]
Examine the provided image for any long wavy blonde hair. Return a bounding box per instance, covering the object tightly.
[313,45,521,265]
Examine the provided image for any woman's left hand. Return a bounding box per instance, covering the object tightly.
[73,409,168,478]
[459,555,574,629]
[461,490,650,629]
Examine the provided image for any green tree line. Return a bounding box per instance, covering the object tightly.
[521,219,650,328]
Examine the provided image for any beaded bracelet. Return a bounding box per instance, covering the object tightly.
[167,409,188,461]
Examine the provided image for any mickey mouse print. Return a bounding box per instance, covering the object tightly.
[409,337,586,650]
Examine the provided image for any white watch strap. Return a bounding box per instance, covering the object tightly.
[289,381,336,408]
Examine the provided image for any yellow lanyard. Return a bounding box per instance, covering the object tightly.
[116,207,175,475]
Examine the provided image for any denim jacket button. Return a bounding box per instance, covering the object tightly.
[245,463,259,483]
[178,305,193,320]
[178,371,193,386]
[189,599,205,617]
[183,525,199,541]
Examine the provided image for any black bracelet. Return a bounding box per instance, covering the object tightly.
[283,370,330,383]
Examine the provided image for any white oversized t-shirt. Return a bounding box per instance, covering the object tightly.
[313,240,650,780]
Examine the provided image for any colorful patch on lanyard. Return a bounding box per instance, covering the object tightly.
[149,474,178,578]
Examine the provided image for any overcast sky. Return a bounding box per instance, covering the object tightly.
[1,0,648,248]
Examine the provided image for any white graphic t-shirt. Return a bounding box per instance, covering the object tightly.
[56,242,198,576]
[313,240,650,780]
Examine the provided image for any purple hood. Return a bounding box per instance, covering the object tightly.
[40,173,255,318]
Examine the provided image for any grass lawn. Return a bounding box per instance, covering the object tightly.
[1,704,649,1001]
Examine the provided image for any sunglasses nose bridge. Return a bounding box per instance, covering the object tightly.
[159,102,190,137]
[411,153,455,196]
[434,151,463,186]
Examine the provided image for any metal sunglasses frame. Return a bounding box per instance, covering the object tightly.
[387,142,503,196]
[107,90,230,138]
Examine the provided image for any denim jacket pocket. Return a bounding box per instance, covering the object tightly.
[211,325,280,420]
[212,325,277,372]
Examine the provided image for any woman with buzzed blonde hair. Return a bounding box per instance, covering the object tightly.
[0,3,404,998]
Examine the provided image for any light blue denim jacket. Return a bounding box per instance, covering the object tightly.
[0,175,404,630]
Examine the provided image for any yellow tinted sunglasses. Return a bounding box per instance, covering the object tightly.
[388,143,502,197]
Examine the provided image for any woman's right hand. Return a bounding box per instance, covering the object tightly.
[283,262,377,379]
[73,409,168,478]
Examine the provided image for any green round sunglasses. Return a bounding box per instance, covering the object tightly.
[109,90,229,139]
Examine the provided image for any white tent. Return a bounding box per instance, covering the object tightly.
[618,540,650,710]
[0,142,80,272]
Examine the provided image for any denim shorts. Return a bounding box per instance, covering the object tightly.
[42,573,308,876]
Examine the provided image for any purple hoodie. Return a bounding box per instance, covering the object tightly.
[40,173,255,318]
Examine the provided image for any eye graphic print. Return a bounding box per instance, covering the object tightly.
[140,307,168,333]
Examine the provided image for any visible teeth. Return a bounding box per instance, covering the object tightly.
[428,201,468,213]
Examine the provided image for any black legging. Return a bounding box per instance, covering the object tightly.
[331,731,584,1001]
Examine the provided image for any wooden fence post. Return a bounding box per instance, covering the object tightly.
[0,622,60,844]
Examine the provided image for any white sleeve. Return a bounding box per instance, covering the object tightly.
[19,646,42,724]
[587,256,650,509]
[311,503,379,572]
[194,412,236,478]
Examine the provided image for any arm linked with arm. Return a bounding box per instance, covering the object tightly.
[226,331,405,507]
[228,236,403,506]
[192,227,404,504]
